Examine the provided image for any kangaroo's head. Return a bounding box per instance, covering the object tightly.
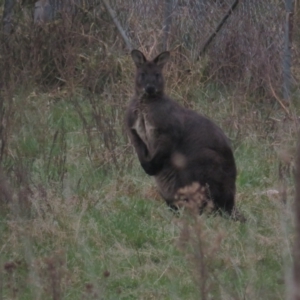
[131,50,170,98]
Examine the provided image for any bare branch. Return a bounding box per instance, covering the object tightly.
[102,0,132,51]
[197,0,239,59]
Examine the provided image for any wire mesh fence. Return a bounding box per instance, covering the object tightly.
[1,0,297,98]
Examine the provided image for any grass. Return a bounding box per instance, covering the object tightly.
[0,79,298,300]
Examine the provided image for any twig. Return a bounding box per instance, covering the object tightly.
[268,74,291,117]
[154,264,170,284]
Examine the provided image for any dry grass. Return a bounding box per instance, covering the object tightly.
[0,82,297,298]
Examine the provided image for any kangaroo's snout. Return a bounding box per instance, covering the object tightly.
[145,85,156,96]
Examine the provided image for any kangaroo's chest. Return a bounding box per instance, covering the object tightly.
[131,103,157,152]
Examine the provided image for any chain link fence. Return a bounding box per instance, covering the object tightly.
[1,0,295,97]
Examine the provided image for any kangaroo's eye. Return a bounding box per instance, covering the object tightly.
[140,72,145,80]
[155,73,160,79]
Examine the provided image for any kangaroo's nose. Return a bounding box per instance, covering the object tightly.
[145,85,156,95]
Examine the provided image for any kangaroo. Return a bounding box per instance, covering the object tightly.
[125,50,241,220]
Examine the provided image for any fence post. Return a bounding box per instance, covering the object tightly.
[293,134,300,300]
[283,0,294,103]
[2,0,16,34]
[163,0,173,51]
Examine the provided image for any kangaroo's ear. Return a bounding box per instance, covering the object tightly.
[153,51,170,67]
[131,50,147,67]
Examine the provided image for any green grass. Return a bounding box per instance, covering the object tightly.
[0,84,297,300]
